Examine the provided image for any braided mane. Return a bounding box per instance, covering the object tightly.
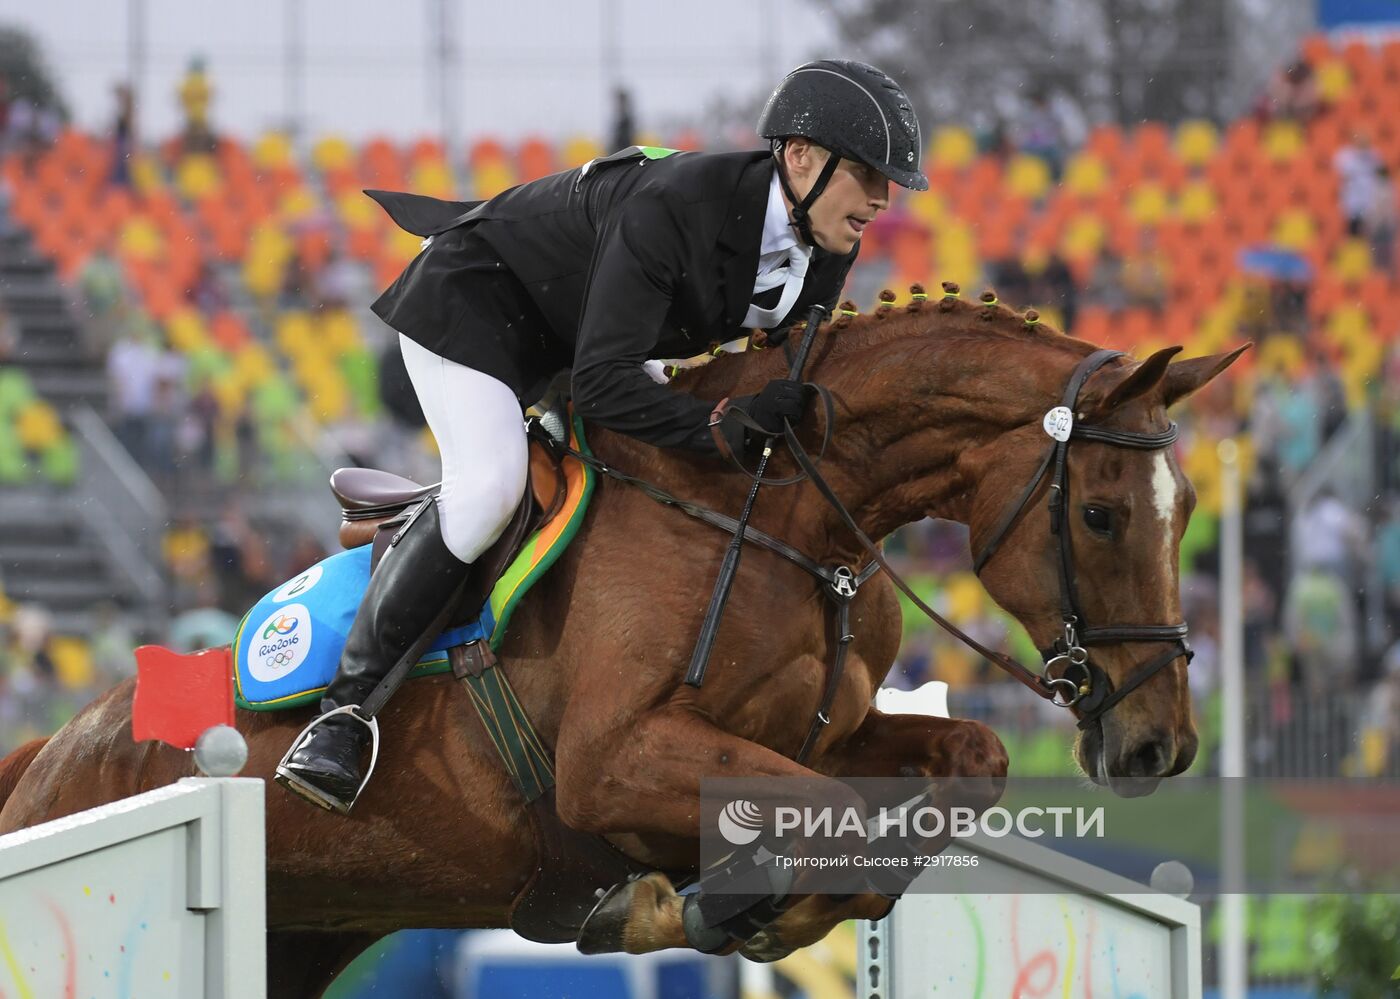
[669,283,1099,395]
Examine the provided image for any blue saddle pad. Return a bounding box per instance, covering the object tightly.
[233,545,491,710]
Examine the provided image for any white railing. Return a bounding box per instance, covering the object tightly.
[69,405,167,607]
[0,778,266,999]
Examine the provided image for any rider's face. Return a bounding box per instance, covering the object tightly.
[781,140,890,255]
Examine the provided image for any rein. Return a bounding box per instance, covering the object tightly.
[559,347,1192,746]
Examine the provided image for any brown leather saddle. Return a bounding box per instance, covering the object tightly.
[330,420,568,625]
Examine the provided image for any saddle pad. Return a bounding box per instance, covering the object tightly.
[234,417,595,710]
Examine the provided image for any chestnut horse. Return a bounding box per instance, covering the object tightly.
[0,294,1242,997]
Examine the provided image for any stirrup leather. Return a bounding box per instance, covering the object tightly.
[273,704,381,815]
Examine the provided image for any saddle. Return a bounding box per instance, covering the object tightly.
[330,418,569,625]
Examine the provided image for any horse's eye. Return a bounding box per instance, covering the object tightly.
[1083,506,1113,534]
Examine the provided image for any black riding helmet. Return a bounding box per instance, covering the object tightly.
[758,59,927,245]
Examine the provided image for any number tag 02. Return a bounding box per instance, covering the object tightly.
[1042,406,1073,442]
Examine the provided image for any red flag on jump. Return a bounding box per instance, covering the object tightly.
[131,645,234,750]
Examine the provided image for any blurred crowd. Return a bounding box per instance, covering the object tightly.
[3,40,1400,786]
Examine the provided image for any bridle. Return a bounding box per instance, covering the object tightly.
[965,349,1193,729]
[557,346,1192,745]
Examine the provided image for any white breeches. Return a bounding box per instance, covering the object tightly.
[398,334,528,564]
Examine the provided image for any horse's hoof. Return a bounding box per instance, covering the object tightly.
[576,872,681,955]
[739,928,793,964]
[576,878,639,954]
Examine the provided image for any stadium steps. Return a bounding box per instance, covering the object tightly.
[0,225,157,638]
[0,228,106,412]
[0,489,141,634]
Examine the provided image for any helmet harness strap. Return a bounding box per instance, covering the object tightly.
[772,139,842,248]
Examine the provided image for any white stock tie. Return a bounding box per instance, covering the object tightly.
[744,243,812,329]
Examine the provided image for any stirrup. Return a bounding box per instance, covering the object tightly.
[274,704,381,815]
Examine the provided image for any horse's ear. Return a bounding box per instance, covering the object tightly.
[1079,346,1182,417]
[1161,344,1251,409]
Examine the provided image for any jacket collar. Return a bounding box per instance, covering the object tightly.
[720,154,780,327]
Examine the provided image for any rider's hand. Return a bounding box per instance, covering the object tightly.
[744,378,809,435]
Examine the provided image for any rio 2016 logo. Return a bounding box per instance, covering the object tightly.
[262,614,299,640]
[248,604,313,684]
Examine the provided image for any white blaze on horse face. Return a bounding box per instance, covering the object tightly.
[1150,452,1178,553]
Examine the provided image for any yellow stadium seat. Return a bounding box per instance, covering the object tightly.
[561,137,603,168]
[253,131,295,169]
[472,161,516,199]
[212,370,247,415]
[16,400,64,452]
[1262,120,1305,162]
[234,343,277,386]
[335,190,378,228]
[1176,181,1218,222]
[934,221,979,290]
[410,159,455,199]
[1006,153,1051,199]
[946,572,984,621]
[1174,120,1219,166]
[1272,209,1315,250]
[175,154,222,200]
[1061,214,1105,258]
[305,370,348,423]
[1314,59,1352,101]
[278,186,319,222]
[389,226,425,263]
[119,216,164,260]
[131,154,166,196]
[320,310,361,356]
[930,126,976,169]
[1332,238,1373,282]
[165,308,209,353]
[1326,302,1372,343]
[1128,183,1170,225]
[1063,153,1108,196]
[49,635,95,689]
[908,190,947,225]
[312,135,355,173]
[276,311,316,359]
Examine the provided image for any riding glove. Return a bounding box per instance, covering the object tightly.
[742,378,809,435]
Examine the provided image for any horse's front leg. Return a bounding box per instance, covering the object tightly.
[554,705,866,956]
[739,709,1009,962]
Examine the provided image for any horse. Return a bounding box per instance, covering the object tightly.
[0,290,1243,997]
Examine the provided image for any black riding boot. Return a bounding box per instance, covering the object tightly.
[276,500,469,812]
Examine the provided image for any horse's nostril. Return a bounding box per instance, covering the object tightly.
[1127,739,1172,779]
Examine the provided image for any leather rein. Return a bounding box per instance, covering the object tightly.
[554,346,1191,746]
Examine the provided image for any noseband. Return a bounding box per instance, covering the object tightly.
[968,349,1193,729]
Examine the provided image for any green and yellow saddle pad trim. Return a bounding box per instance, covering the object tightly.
[233,417,595,711]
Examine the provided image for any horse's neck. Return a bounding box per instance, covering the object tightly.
[586,330,1082,566]
[801,334,1079,552]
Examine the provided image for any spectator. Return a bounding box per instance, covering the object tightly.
[1256,59,1322,122]
[87,602,136,685]
[77,241,127,351]
[1120,230,1170,312]
[0,302,17,361]
[610,87,635,153]
[315,246,361,310]
[177,56,217,154]
[106,327,161,466]
[1291,487,1366,584]
[111,82,135,188]
[1282,564,1358,695]
[1365,165,1396,271]
[1018,92,1064,180]
[1334,132,1382,237]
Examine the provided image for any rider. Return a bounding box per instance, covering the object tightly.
[276,59,928,812]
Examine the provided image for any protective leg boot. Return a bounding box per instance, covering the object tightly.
[277,500,470,812]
